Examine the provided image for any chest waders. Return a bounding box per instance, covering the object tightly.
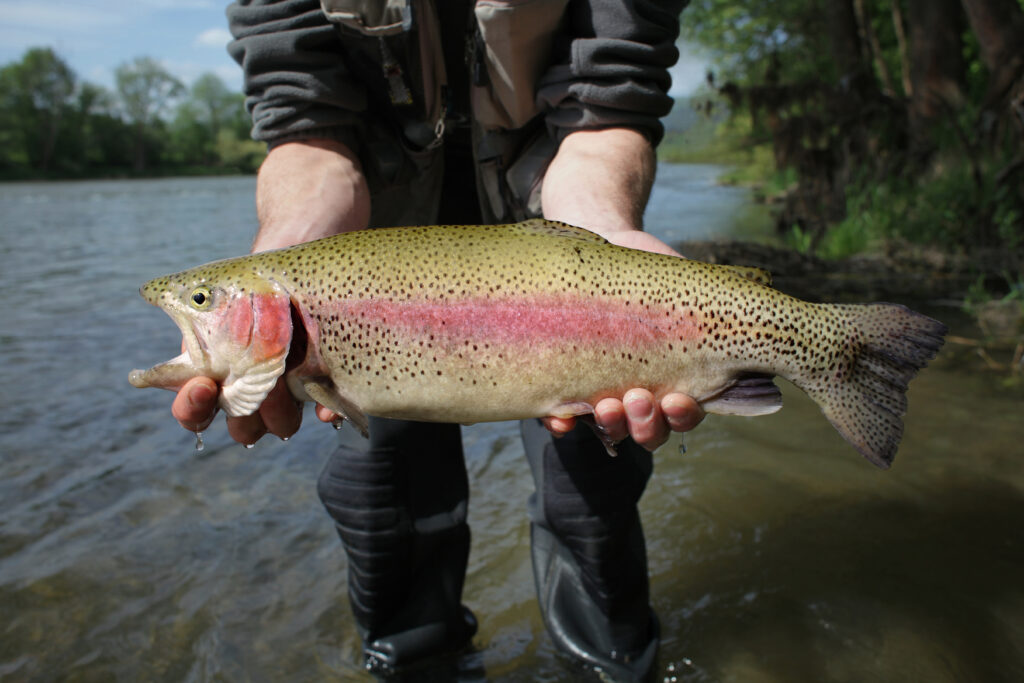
[314,2,659,680]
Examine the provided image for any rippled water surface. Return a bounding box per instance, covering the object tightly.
[1,173,1021,682]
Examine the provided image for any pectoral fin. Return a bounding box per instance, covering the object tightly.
[220,354,287,417]
[301,378,369,438]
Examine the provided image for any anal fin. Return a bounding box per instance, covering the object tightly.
[702,373,783,416]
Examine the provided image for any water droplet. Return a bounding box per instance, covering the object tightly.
[332,417,345,431]
[281,436,290,442]
[195,431,205,452]
[678,436,687,455]
[244,443,255,450]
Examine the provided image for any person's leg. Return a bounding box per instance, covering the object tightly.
[318,417,476,674]
[521,418,659,682]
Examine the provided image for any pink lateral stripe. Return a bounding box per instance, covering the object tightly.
[330,295,704,348]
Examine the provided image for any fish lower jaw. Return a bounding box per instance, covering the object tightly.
[128,368,150,388]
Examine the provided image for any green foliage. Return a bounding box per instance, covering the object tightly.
[681,1,834,86]
[0,47,76,171]
[0,48,261,179]
[963,274,1024,315]
[785,224,814,255]
[678,0,1024,269]
[215,130,267,173]
[115,57,184,126]
[823,153,1023,263]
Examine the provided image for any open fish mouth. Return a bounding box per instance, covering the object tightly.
[129,302,209,391]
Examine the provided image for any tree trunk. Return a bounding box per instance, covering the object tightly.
[890,0,913,98]
[826,0,868,82]
[960,0,1024,107]
[905,0,967,125]
[854,0,897,95]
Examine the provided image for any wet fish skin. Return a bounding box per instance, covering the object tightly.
[129,219,947,467]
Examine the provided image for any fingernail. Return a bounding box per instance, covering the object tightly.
[189,383,215,406]
[625,394,653,421]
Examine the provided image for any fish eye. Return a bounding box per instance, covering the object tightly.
[189,286,213,309]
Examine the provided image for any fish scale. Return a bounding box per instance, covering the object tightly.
[130,219,947,468]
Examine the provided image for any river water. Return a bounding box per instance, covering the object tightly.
[0,170,1021,682]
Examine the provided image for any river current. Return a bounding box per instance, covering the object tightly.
[0,169,1021,681]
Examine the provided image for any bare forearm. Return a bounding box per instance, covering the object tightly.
[541,128,678,256]
[252,139,371,253]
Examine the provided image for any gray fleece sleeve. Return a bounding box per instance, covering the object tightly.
[226,0,364,146]
[537,0,688,145]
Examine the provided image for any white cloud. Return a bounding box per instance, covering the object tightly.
[195,27,232,48]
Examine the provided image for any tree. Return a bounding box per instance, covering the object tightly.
[115,57,184,171]
[0,47,76,171]
[680,0,1023,253]
[191,73,236,141]
[961,0,1024,108]
[170,73,241,166]
[70,83,116,169]
[905,0,966,129]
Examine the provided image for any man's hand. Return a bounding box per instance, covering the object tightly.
[173,376,303,444]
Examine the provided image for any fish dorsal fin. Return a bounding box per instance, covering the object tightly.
[720,264,773,287]
[511,218,611,245]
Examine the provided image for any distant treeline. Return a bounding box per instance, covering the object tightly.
[672,0,1024,260]
[0,48,265,180]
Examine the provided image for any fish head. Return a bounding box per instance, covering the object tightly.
[129,260,293,417]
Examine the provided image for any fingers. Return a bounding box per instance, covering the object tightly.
[596,391,667,449]
[593,397,630,444]
[172,377,219,432]
[227,379,302,445]
[593,390,706,452]
[621,389,670,451]
[259,379,303,439]
[226,412,267,445]
[661,392,705,433]
[541,415,577,436]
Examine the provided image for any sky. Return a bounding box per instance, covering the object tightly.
[0,0,707,97]
[0,0,242,91]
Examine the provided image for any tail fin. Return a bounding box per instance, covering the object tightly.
[805,303,947,468]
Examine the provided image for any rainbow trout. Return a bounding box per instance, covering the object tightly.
[130,220,946,468]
